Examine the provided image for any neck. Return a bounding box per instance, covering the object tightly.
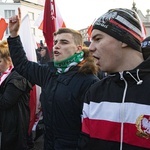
[119,50,144,72]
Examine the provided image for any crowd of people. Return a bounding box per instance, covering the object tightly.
[0,5,150,150]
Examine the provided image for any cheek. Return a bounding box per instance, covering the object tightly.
[100,49,117,66]
[63,50,74,58]
[105,51,122,70]
[43,51,46,55]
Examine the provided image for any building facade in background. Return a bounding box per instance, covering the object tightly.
[0,1,150,42]
[0,0,44,42]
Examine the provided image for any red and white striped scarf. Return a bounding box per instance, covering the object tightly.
[0,66,13,85]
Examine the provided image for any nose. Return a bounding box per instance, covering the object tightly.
[53,42,60,50]
[89,42,95,53]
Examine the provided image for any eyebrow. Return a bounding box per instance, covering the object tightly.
[54,39,70,43]
[92,34,102,40]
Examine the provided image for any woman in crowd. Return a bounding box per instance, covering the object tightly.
[0,40,32,150]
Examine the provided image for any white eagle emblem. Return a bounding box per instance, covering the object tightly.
[136,115,150,139]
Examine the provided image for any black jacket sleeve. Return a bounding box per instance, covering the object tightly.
[7,36,50,87]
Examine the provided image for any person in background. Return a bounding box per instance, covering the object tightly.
[83,41,91,47]
[35,47,41,63]
[7,8,100,150]
[141,36,150,60]
[36,40,51,65]
[38,46,51,64]
[78,8,150,150]
[0,40,32,150]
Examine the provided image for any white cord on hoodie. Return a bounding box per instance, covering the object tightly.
[119,71,128,150]
[126,69,143,85]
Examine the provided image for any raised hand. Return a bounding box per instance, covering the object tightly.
[9,8,21,37]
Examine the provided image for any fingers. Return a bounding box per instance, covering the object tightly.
[9,7,21,23]
[18,7,21,19]
[9,15,18,23]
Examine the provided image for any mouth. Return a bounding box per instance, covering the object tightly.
[93,55,100,66]
[53,51,60,56]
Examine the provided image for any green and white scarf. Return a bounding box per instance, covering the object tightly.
[54,51,84,74]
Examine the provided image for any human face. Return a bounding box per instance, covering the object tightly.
[89,29,123,73]
[0,57,10,73]
[53,33,81,62]
[39,48,46,57]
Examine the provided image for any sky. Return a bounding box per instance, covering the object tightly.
[54,0,150,30]
[2,0,150,30]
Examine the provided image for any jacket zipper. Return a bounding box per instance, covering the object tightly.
[119,72,128,150]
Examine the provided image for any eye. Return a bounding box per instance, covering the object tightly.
[60,40,69,44]
[92,35,102,43]
[93,37,101,43]
[96,37,102,41]
[54,41,57,45]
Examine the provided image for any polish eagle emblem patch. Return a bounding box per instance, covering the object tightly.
[136,115,150,139]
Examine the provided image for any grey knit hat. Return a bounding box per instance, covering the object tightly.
[92,8,143,52]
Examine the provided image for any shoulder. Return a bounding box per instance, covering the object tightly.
[7,70,32,91]
[75,73,100,89]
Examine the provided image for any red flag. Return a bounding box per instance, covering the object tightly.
[28,85,37,134]
[0,18,8,40]
[34,4,66,31]
[87,18,96,41]
[87,24,93,41]
[43,0,56,57]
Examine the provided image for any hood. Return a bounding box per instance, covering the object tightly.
[108,58,150,86]
[136,56,150,72]
[78,47,100,75]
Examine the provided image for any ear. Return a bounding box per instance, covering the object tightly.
[121,42,128,48]
[8,56,12,61]
[76,45,82,53]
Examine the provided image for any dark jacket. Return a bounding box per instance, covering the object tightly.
[0,70,32,150]
[78,58,150,150]
[7,36,100,150]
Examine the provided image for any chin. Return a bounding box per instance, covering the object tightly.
[54,57,61,62]
[54,56,58,61]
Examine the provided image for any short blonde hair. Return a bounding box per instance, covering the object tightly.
[53,28,83,46]
[0,40,11,62]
